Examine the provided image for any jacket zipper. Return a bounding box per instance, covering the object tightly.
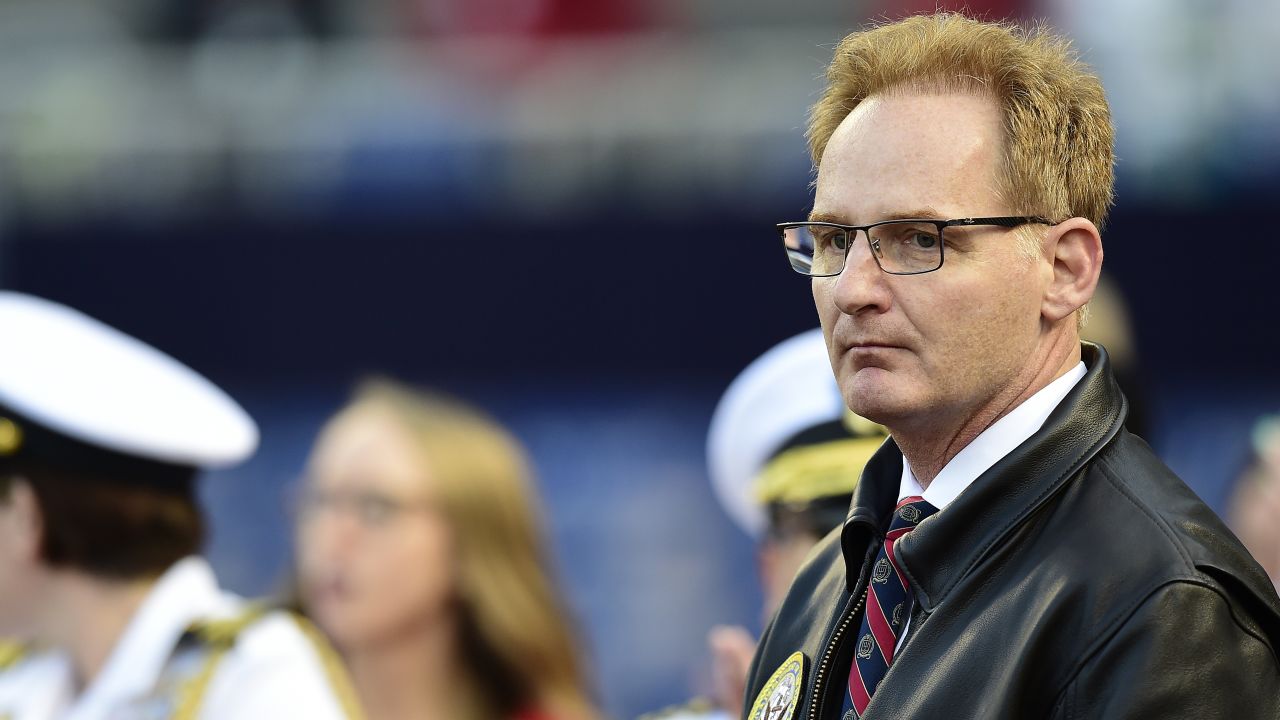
[807,538,879,720]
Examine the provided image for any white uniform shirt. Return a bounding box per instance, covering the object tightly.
[0,557,350,720]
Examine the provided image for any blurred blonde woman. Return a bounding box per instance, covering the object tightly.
[294,380,598,720]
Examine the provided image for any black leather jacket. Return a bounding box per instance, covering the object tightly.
[743,345,1280,719]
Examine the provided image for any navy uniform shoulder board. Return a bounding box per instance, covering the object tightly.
[172,605,363,720]
[0,641,32,720]
[0,642,26,672]
[169,604,270,720]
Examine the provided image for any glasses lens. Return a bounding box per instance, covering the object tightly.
[781,225,848,276]
[868,221,942,274]
[355,493,401,527]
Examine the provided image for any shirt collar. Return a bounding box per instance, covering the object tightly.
[899,362,1087,511]
[74,556,226,713]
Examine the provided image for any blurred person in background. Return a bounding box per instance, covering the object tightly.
[1080,274,1147,436]
[0,292,355,720]
[293,379,598,720]
[643,329,887,720]
[1229,416,1280,589]
[751,12,1280,719]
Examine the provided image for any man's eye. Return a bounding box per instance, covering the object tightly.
[910,232,939,249]
[814,229,847,251]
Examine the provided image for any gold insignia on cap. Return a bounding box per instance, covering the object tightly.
[0,418,22,456]
[754,436,885,505]
[748,651,806,720]
[843,410,887,437]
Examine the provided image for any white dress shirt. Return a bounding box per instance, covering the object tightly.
[894,362,1086,650]
[0,557,350,720]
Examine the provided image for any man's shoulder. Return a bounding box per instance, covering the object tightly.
[1090,432,1255,566]
[1063,431,1279,617]
[219,607,319,659]
[0,643,27,675]
[0,647,69,718]
[0,645,62,683]
[198,608,356,719]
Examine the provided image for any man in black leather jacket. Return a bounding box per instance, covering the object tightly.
[752,12,1280,720]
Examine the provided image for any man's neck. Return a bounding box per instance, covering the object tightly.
[42,572,155,690]
[895,337,1082,488]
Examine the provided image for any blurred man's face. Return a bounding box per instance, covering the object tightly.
[812,92,1046,433]
[759,531,823,622]
[0,480,47,638]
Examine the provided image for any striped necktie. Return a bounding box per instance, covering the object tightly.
[843,495,938,717]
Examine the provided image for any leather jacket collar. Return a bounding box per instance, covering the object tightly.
[841,343,1127,610]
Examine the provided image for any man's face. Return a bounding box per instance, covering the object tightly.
[812,92,1049,431]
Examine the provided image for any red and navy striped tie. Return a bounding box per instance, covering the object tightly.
[844,495,938,717]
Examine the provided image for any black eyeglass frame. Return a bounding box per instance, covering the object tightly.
[776,215,1055,276]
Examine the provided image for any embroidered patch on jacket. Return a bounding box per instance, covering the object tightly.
[748,651,806,720]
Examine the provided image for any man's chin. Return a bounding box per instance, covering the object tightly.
[842,372,916,424]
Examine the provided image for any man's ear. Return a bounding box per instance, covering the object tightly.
[1,478,44,564]
[1042,217,1103,323]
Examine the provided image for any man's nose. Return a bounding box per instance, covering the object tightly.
[831,231,891,315]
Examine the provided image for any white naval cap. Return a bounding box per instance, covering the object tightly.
[707,328,851,538]
[0,292,258,476]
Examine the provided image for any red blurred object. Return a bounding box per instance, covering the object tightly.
[871,0,1034,22]
[400,0,650,38]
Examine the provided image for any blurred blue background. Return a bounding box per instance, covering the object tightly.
[1,0,1278,717]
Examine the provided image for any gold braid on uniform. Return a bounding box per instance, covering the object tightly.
[288,612,366,720]
[1,640,31,720]
[171,606,366,720]
[172,605,269,720]
[0,642,27,671]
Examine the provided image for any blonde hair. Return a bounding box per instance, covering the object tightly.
[349,380,597,720]
[809,13,1115,230]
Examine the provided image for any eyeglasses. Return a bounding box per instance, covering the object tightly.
[776,216,1053,276]
[292,485,435,529]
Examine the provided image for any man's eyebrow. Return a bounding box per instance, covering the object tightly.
[806,210,846,223]
[879,207,946,221]
[806,207,947,224]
